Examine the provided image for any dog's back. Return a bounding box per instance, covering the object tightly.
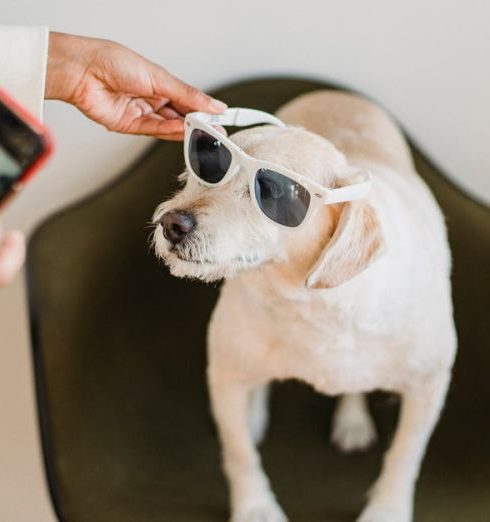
[277,90,414,175]
[278,89,451,283]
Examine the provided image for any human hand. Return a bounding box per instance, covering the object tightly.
[0,229,25,287]
[45,32,227,140]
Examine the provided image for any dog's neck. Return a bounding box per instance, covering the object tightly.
[239,206,340,301]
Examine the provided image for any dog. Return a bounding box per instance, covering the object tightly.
[152,90,457,522]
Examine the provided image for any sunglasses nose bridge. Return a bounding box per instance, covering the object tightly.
[240,156,261,180]
[229,160,250,182]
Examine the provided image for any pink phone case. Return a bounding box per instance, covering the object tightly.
[0,87,54,209]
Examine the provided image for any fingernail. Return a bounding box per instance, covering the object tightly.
[210,98,228,112]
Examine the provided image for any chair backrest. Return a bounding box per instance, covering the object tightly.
[27,78,490,522]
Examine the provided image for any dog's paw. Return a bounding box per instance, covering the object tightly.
[331,401,377,453]
[232,499,288,522]
[357,501,412,522]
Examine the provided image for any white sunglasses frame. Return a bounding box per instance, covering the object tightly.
[183,108,372,230]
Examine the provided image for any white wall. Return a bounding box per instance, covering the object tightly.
[0,1,489,520]
[2,0,490,233]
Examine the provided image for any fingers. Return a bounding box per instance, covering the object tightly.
[153,132,185,141]
[0,230,25,287]
[135,119,223,142]
[157,106,182,120]
[150,64,227,115]
[125,114,186,140]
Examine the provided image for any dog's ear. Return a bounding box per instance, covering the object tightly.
[305,176,385,289]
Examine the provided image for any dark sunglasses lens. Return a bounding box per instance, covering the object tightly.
[254,168,311,227]
[189,129,232,183]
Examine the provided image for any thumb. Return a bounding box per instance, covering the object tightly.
[0,230,25,287]
[151,64,227,114]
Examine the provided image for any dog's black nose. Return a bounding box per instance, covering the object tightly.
[160,210,196,245]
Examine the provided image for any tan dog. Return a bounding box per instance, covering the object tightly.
[152,90,457,522]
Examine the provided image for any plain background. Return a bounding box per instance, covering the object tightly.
[0,1,489,520]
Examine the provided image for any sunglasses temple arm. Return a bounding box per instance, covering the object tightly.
[233,109,286,127]
[322,175,373,204]
[191,108,285,128]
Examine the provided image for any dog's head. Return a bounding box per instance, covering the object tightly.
[152,125,384,287]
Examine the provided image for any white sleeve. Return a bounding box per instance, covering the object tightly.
[0,26,49,121]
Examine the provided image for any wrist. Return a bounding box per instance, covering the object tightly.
[45,32,90,102]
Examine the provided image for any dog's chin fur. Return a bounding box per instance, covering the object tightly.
[162,253,265,282]
[153,228,268,282]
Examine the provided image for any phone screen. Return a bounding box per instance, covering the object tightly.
[0,101,44,200]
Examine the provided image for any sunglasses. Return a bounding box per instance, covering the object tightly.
[184,108,372,229]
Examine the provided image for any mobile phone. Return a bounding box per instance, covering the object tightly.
[0,87,53,210]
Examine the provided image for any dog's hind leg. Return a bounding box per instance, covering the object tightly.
[358,372,450,522]
[209,372,287,522]
[331,393,377,452]
[248,384,270,446]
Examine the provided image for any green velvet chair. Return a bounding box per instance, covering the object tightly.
[27,78,490,522]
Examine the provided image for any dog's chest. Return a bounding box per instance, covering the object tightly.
[248,295,398,395]
[210,279,407,394]
[266,316,393,394]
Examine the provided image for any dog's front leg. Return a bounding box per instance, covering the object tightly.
[358,372,450,522]
[208,372,287,522]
